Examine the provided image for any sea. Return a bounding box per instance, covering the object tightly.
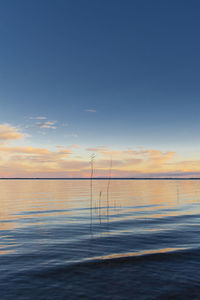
[0,179,200,299]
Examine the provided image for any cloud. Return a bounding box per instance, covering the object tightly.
[86,146,177,175]
[94,158,143,168]
[29,116,47,120]
[141,150,176,168]
[87,146,123,157]
[0,124,25,141]
[0,138,193,178]
[87,146,175,162]
[84,109,96,113]
[0,145,50,155]
[0,143,73,177]
[37,121,57,129]
[0,145,72,158]
[56,144,79,149]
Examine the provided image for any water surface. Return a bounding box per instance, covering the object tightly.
[0,179,200,299]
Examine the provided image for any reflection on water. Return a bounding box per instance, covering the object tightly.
[0,179,200,299]
[88,246,188,261]
[0,180,199,240]
[1,179,200,228]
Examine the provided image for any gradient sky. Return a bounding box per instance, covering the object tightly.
[1,0,200,177]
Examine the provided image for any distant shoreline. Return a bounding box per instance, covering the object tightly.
[0,178,200,180]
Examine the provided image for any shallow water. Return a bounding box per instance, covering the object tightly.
[0,179,200,299]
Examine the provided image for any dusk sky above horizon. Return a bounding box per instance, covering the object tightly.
[1,0,200,177]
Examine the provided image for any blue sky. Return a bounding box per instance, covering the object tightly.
[0,1,200,177]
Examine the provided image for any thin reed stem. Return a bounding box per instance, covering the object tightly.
[99,190,102,224]
[106,158,112,223]
[90,153,95,231]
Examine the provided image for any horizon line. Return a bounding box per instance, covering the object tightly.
[1,177,200,180]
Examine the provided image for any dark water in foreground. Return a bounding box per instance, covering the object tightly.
[0,179,200,299]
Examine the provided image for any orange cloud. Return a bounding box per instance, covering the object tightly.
[0,139,194,178]
[0,124,24,141]
[143,150,176,169]
[0,123,197,178]
[87,146,127,157]
[0,145,50,155]
[87,147,176,167]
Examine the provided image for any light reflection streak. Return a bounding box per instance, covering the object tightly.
[87,247,188,261]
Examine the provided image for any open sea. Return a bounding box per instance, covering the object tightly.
[0,179,200,299]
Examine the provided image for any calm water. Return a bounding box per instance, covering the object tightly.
[0,179,200,299]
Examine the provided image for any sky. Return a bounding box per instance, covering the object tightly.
[0,0,200,177]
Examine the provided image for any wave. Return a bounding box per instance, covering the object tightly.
[1,247,200,300]
[27,246,199,277]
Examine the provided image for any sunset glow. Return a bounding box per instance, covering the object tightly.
[0,123,198,178]
[1,1,200,178]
